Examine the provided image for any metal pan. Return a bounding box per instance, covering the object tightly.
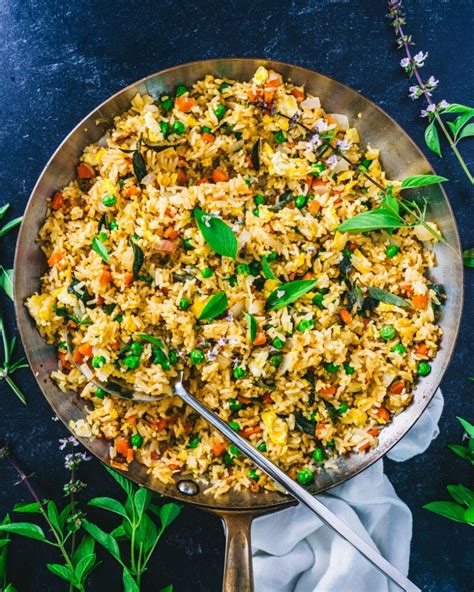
[14,58,463,591]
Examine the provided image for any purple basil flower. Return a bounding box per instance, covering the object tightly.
[413,51,428,67]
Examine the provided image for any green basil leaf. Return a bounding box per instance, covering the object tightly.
[132,148,147,184]
[134,513,157,552]
[142,140,179,154]
[261,255,276,279]
[243,312,257,343]
[74,553,96,583]
[198,292,228,321]
[447,444,471,463]
[251,138,260,171]
[0,522,47,542]
[269,190,293,212]
[446,484,474,506]
[0,216,22,237]
[133,487,152,522]
[110,524,127,540]
[58,503,73,531]
[0,203,10,221]
[336,209,403,233]
[123,567,140,592]
[440,103,474,115]
[88,497,129,522]
[366,286,410,308]
[81,520,122,563]
[194,208,238,259]
[380,194,400,217]
[130,239,144,280]
[450,112,474,138]
[159,503,182,529]
[72,534,95,566]
[47,500,60,532]
[0,267,13,300]
[266,279,317,310]
[134,333,165,349]
[46,563,75,584]
[13,501,42,513]
[463,249,474,268]
[295,412,315,435]
[160,586,174,592]
[457,416,474,438]
[422,501,467,523]
[425,121,442,157]
[400,175,448,189]
[458,123,474,141]
[91,237,109,262]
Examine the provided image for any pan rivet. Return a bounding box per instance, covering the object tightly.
[177,479,199,496]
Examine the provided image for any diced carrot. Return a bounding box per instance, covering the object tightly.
[50,191,64,210]
[156,239,176,254]
[96,295,104,306]
[389,380,404,394]
[126,414,138,424]
[358,442,371,452]
[400,282,414,295]
[48,251,63,266]
[124,272,134,285]
[169,463,181,470]
[111,339,122,351]
[326,115,337,125]
[291,88,305,101]
[262,393,273,404]
[303,272,315,280]
[126,448,135,463]
[164,226,179,240]
[68,321,78,329]
[266,77,281,89]
[289,272,297,281]
[152,419,167,431]
[320,386,337,396]
[306,174,314,188]
[202,132,214,144]
[150,451,159,460]
[176,169,187,185]
[115,436,130,457]
[240,426,262,438]
[368,428,380,437]
[176,96,195,112]
[58,351,72,370]
[72,350,83,365]
[247,89,258,101]
[212,168,229,183]
[126,185,140,196]
[246,155,253,168]
[252,329,267,346]
[340,309,352,324]
[414,342,429,356]
[412,294,428,309]
[263,89,275,103]
[78,343,93,357]
[100,270,112,284]
[212,442,226,456]
[196,177,209,185]
[347,242,358,251]
[238,395,251,404]
[77,163,96,179]
[377,407,390,422]
[308,199,321,214]
[315,422,328,438]
[313,180,328,195]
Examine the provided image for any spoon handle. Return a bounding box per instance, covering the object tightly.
[174,380,420,592]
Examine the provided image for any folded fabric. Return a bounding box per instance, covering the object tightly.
[252,389,444,592]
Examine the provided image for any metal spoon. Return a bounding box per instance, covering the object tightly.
[66,332,420,592]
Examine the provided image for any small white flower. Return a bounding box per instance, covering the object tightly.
[438,100,449,109]
[326,154,338,170]
[336,139,352,151]
[408,85,422,100]
[276,290,286,298]
[306,246,316,255]
[59,436,79,450]
[315,119,329,133]
[228,337,238,346]
[413,51,428,67]
[400,57,410,69]
[308,133,322,149]
[217,337,228,346]
[225,312,234,322]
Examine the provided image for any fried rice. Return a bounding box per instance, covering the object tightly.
[26,66,442,495]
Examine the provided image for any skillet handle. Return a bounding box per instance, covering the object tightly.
[221,512,254,592]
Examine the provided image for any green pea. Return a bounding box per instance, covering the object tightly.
[297,319,313,332]
[296,468,314,485]
[234,131,243,140]
[117,178,125,188]
[312,293,325,309]
[189,435,200,449]
[343,362,355,375]
[248,261,261,277]
[98,231,107,242]
[172,121,186,135]
[254,194,265,206]
[183,238,194,250]
[233,366,246,379]
[179,297,191,310]
[337,403,348,415]
[312,448,325,463]
[124,355,140,369]
[189,349,203,364]
[229,421,240,431]
[109,219,119,231]
[175,84,187,97]
[236,264,250,275]
[229,398,243,412]
[57,341,67,351]
[152,348,170,370]
[168,350,178,365]
[201,125,212,133]
[386,245,399,258]
[270,353,283,367]
[359,157,371,171]
[252,208,260,217]
[201,267,214,278]
[102,194,117,207]
[229,444,241,457]
[130,433,143,448]
[257,441,267,452]
[225,274,237,287]
[391,343,406,355]
[160,121,169,137]
[115,314,123,323]
[294,195,307,209]
[92,355,106,369]
[161,97,174,112]
[380,325,396,341]
[310,410,318,421]
[417,361,431,376]
[272,337,285,350]
[214,104,226,120]
[267,251,277,262]
[130,342,144,356]
[247,468,259,481]
[326,439,336,448]
[95,388,106,399]
[274,130,286,144]
[223,452,234,465]
[311,163,325,177]
[219,83,231,93]
[325,362,339,373]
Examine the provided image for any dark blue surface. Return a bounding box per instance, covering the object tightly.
[0,1,473,590]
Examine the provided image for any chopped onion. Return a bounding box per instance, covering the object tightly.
[79,363,93,380]
[329,113,349,129]
[301,96,321,110]
[332,158,350,173]
[141,172,156,185]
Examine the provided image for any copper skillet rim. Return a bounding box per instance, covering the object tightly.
[13,57,464,513]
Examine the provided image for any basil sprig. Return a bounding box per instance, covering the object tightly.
[266,279,317,310]
[199,292,228,321]
[91,236,109,262]
[261,255,276,280]
[243,312,257,343]
[367,286,410,308]
[194,208,238,259]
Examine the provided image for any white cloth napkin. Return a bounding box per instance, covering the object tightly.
[252,389,444,592]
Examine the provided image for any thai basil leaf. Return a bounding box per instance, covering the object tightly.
[243,312,257,343]
[159,503,182,528]
[194,208,238,259]
[367,286,410,308]
[199,292,228,321]
[422,501,467,523]
[304,372,316,405]
[172,272,194,282]
[68,277,93,305]
[447,444,472,463]
[266,279,317,310]
[0,267,13,300]
[134,333,165,350]
[338,251,352,277]
[46,564,75,584]
[440,103,474,115]
[0,204,9,221]
[251,138,260,171]
[324,400,338,423]
[446,484,474,506]
[98,213,110,231]
[81,520,122,563]
[132,144,147,183]
[142,139,179,153]
[103,465,135,496]
[130,239,144,280]
[425,121,441,157]
[72,535,95,566]
[123,568,140,592]
[13,501,42,513]
[0,216,22,237]
[92,236,109,262]
[88,497,129,521]
[448,112,474,139]
[294,412,315,435]
[337,208,404,233]
[0,522,47,542]
[400,175,448,189]
[75,553,96,584]
[458,123,474,141]
[261,255,276,279]
[463,248,474,267]
[457,416,474,438]
[269,190,293,212]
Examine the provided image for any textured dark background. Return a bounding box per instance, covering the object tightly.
[0,0,473,590]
